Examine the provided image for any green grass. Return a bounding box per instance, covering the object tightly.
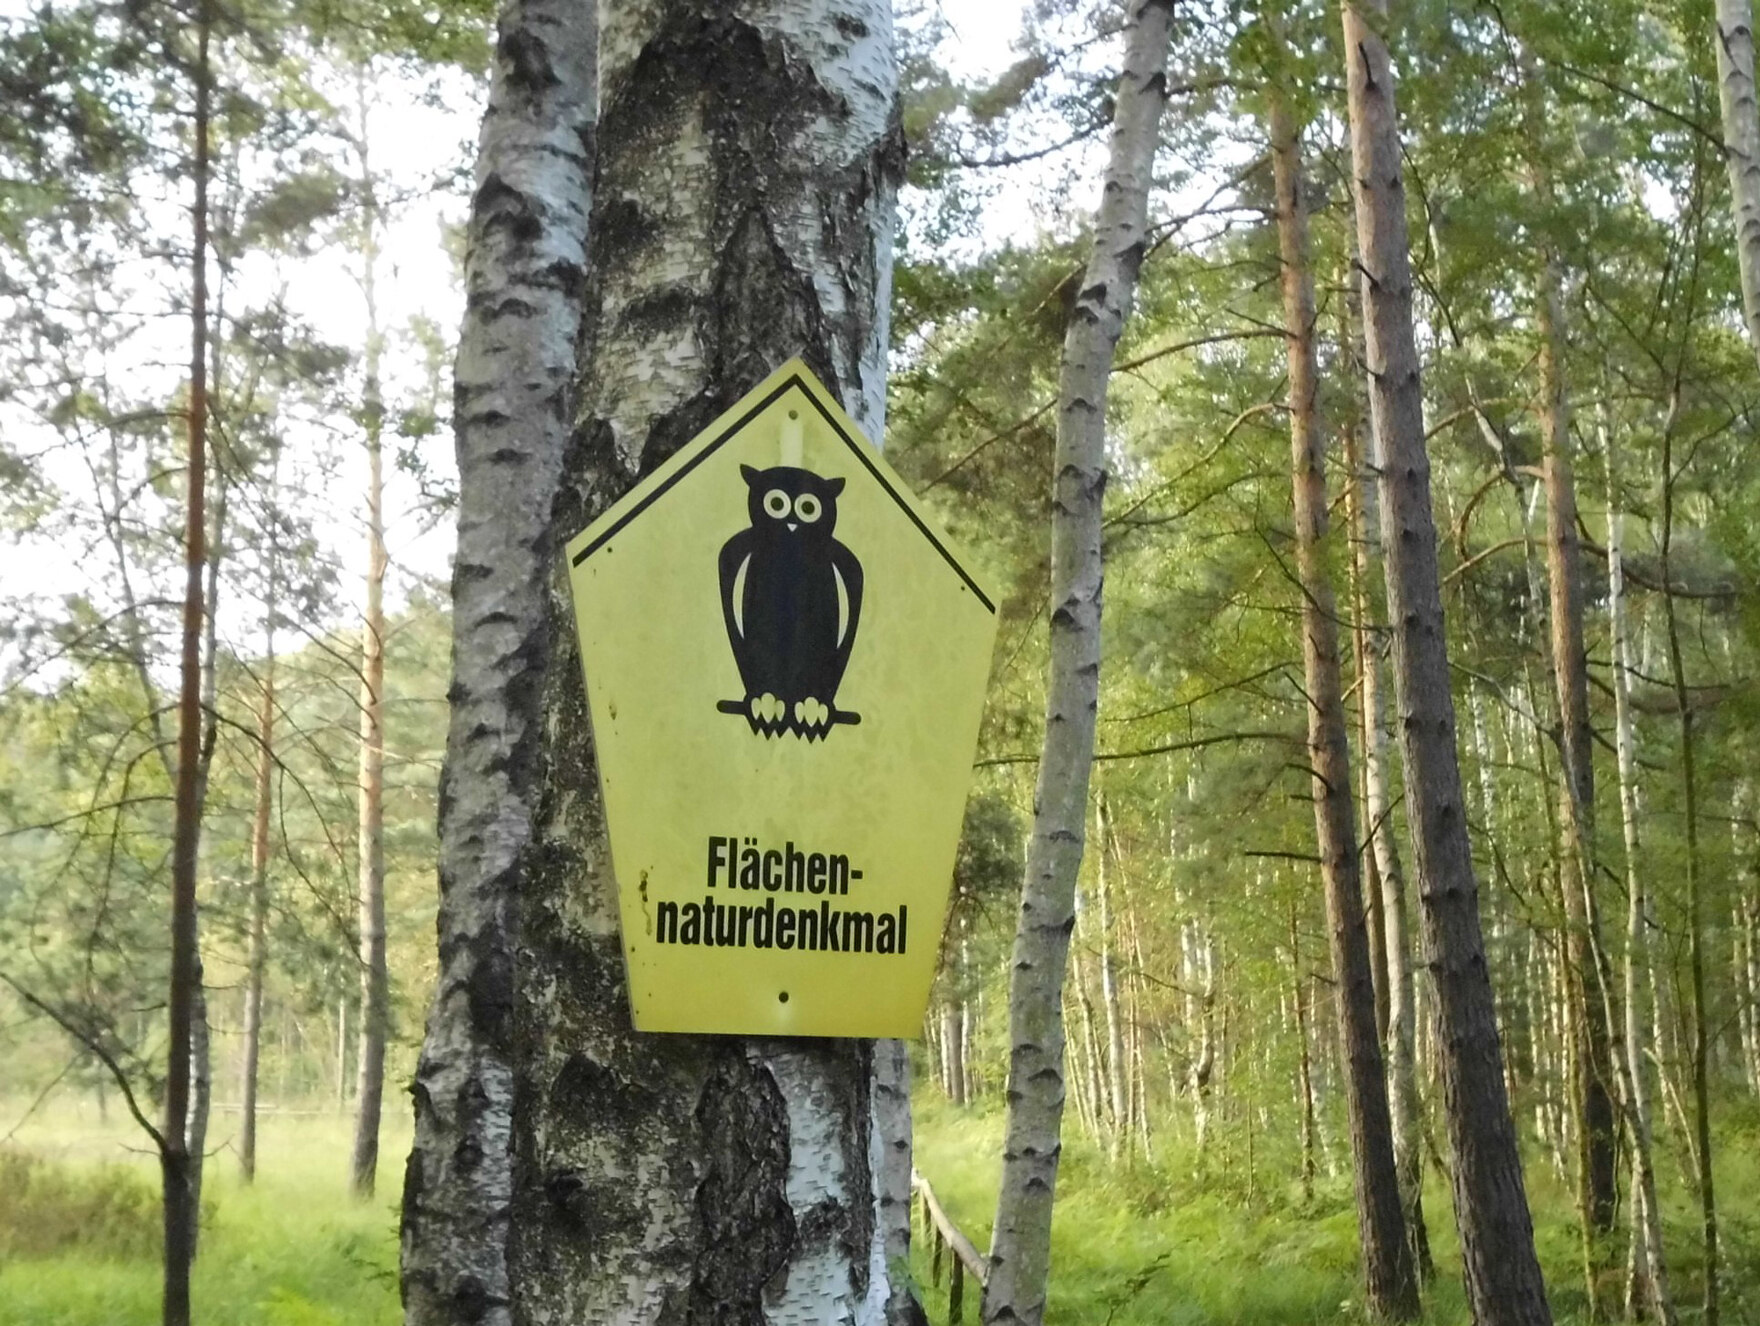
[907,1096,1760,1326]
[0,1103,405,1326]
[4,1092,1755,1325]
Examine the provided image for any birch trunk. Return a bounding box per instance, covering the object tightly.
[1340,4,1552,1322]
[1605,417,1676,1325]
[1271,86,1416,1318]
[1717,0,1760,365]
[501,2,907,1322]
[982,6,1174,1319]
[400,0,595,1316]
[351,113,390,1196]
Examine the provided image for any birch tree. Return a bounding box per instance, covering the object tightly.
[1339,3,1552,1322]
[400,0,595,1315]
[404,0,909,1320]
[981,4,1175,1321]
[1716,0,1760,365]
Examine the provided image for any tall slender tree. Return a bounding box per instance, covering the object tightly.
[162,2,211,1318]
[982,4,1175,1322]
[350,76,390,1199]
[1268,70,1417,1319]
[1339,3,1552,1323]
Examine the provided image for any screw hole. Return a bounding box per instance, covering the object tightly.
[778,991,790,1003]
[788,409,799,420]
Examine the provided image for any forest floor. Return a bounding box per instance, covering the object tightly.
[908,1096,1760,1326]
[0,1104,404,1326]
[1,1093,1756,1324]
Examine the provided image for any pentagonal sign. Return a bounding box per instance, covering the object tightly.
[565,359,997,1037]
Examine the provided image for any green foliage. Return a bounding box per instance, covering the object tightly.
[0,1149,159,1261]
[0,1110,404,1326]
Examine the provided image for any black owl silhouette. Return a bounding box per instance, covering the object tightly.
[715,464,864,740]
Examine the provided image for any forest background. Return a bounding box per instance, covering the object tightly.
[4,0,1760,1324]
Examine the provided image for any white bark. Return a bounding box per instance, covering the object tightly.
[1717,0,1760,365]
[982,8,1175,1319]
[504,2,907,1323]
[351,81,390,1201]
[400,0,595,1316]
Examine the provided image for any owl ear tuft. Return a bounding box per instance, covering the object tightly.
[825,477,845,497]
[741,464,760,486]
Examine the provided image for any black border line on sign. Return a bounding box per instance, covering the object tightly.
[570,373,997,614]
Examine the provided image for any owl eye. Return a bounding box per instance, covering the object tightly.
[763,489,791,519]
[793,493,822,523]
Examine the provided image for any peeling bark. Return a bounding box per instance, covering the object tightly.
[981,5,1175,1322]
[499,2,906,1323]
[400,0,596,1318]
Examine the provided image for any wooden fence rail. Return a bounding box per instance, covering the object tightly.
[912,1167,988,1324]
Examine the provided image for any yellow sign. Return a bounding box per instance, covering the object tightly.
[566,360,997,1037]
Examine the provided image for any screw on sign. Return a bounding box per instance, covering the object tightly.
[566,360,996,1037]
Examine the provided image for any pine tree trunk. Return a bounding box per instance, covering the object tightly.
[1533,230,1617,1281]
[1717,0,1760,366]
[982,7,1174,1320]
[1340,5,1552,1323]
[479,2,908,1321]
[1603,418,1676,1326]
[161,6,210,1320]
[400,0,596,1313]
[1272,86,1416,1319]
[1343,349,1430,1283]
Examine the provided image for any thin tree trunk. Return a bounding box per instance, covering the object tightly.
[483,2,907,1320]
[1342,282,1431,1283]
[1292,906,1316,1205]
[1533,228,1618,1298]
[1716,0,1760,365]
[335,996,347,1114]
[1097,795,1129,1160]
[1340,4,1552,1323]
[240,636,273,1182]
[1659,391,1719,1326]
[240,500,278,1182]
[1272,83,1417,1319]
[982,8,1174,1319]
[350,79,389,1201]
[399,0,595,1309]
[1603,416,1676,1326]
[162,6,211,1319]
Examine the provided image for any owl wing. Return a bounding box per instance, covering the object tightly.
[718,528,756,680]
[829,540,864,682]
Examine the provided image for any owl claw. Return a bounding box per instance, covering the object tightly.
[750,693,785,727]
[794,697,832,734]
